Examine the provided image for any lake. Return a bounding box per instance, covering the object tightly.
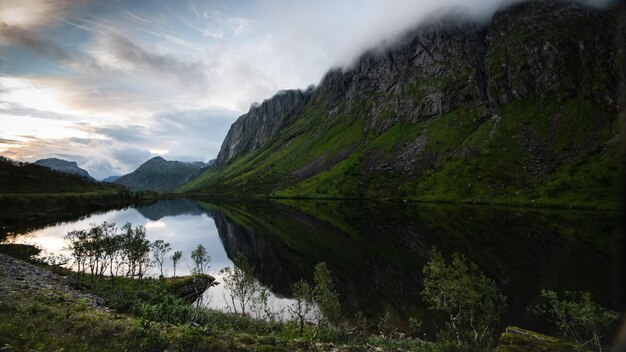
[2,198,622,336]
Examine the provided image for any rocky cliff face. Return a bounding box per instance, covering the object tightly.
[484,1,617,110]
[186,0,623,208]
[216,89,313,167]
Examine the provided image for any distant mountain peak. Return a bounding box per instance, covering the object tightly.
[115,157,209,193]
[34,158,93,180]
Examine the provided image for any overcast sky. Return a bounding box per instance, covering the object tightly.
[0,0,612,179]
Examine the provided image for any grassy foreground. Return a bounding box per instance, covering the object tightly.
[0,245,593,352]
[0,249,436,352]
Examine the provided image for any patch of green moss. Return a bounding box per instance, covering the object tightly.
[496,326,581,352]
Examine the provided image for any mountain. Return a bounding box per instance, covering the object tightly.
[115,157,209,193]
[34,158,94,180]
[180,1,624,209]
[101,176,120,183]
[0,157,120,194]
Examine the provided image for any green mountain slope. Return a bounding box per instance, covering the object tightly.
[0,157,122,195]
[180,1,624,209]
[116,157,208,193]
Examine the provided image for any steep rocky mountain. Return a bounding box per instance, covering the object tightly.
[181,0,625,209]
[116,157,208,193]
[34,158,94,180]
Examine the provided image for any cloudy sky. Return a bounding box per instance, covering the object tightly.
[0,0,610,179]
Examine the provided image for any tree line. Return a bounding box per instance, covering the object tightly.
[64,222,211,286]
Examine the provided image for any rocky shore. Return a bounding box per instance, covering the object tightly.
[0,253,107,310]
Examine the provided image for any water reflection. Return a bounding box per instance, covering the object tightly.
[5,198,620,334]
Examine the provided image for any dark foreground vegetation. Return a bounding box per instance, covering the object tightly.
[0,222,621,351]
[0,157,157,242]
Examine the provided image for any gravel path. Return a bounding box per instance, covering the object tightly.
[0,253,106,309]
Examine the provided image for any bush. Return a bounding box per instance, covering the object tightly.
[421,250,506,350]
[535,290,619,351]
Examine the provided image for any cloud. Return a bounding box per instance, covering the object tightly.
[101,33,209,91]
[110,145,153,170]
[0,138,23,145]
[0,0,81,29]
[0,23,72,62]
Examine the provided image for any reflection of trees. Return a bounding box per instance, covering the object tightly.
[0,205,127,243]
[202,200,618,332]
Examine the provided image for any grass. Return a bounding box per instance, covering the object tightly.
[0,246,445,352]
[0,241,596,352]
[407,97,620,209]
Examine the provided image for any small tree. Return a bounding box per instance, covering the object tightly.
[252,286,277,322]
[421,250,507,349]
[288,279,315,336]
[535,290,619,352]
[191,244,210,274]
[65,229,89,280]
[220,252,258,316]
[152,240,171,278]
[171,250,183,277]
[120,223,151,279]
[312,262,341,337]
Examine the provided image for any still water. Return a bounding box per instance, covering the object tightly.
[4,198,622,334]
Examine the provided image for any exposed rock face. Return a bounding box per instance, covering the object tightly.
[485,1,617,110]
[190,1,623,206]
[216,89,313,167]
[34,158,94,180]
[314,20,487,133]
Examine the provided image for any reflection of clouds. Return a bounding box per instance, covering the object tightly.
[13,200,298,315]
[145,220,166,229]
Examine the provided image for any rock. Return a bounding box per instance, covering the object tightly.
[496,326,579,352]
[164,274,217,303]
[216,88,313,167]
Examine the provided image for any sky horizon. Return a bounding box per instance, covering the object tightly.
[0,0,612,179]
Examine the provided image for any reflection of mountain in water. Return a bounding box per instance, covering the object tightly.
[136,199,205,221]
[201,200,620,333]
